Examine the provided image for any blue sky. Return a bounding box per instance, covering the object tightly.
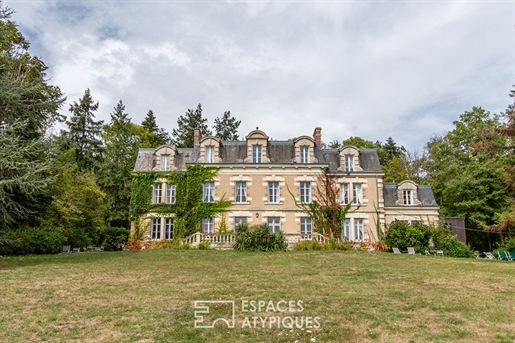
[6,0,514,150]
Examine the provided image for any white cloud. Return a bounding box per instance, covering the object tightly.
[6,0,513,150]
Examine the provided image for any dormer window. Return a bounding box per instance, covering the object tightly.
[300,146,309,163]
[403,190,413,205]
[344,155,354,172]
[160,155,170,171]
[205,146,214,163]
[253,145,262,163]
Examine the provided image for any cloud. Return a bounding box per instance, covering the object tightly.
[7,0,513,150]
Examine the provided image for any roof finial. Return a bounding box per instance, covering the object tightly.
[256,126,259,130]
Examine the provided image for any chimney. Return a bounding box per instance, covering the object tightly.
[313,127,322,145]
[194,128,202,147]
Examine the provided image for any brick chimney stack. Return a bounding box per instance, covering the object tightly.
[194,128,202,147]
[313,127,322,145]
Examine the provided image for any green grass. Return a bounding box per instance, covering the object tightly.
[1,250,514,343]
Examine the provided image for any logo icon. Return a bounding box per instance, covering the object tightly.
[194,300,235,328]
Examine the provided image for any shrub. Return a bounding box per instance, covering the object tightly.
[505,237,515,252]
[97,226,130,251]
[234,223,287,252]
[0,226,66,255]
[431,226,473,258]
[197,240,211,250]
[384,221,431,253]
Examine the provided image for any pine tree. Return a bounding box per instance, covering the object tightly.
[171,103,211,148]
[213,110,240,141]
[65,89,104,171]
[141,110,170,147]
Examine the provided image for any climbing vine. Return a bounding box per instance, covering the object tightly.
[129,165,231,238]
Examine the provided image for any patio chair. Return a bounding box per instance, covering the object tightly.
[498,251,509,261]
[392,247,402,254]
[87,245,93,252]
[483,252,496,260]
[71,247,80,253]
[425,250,432,256]
[407,247,416,255]
[436,250,444,257]
[62,245,71,253]
[508,252,515,261]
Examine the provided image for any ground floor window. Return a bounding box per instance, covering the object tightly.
[341,218,364,241]
[234,217,247,231]
[151,218,161,240]
[300,217,312,235]
[164,217,174,240]
[267,217,281,233]
[202,218,214,234]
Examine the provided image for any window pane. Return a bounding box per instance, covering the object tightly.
[166,184,175,203]
[202,218,213,234]
[152,183,162,204]
[340,183,349,204]
[268,182,279,203]
[164,218,174,239]
[234,217,247,231]
[253,145,262,163]
[300,182,311,203]
[151,218,161,240]
[300,217,312,235]
[352,183,362,204]
[267,217,281,233]
[354,219,363,241]
[341,219,351,239]
[203,182,214,202]
[205,146,214,163]
[300,146,309,163]
[160,155,170,171]
[235,181,247,202]
[345,155,354,172]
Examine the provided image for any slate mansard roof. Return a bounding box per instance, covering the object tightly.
[383,183,438,207]
[133,138,382,173]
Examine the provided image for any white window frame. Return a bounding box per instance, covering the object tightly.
[352,183,363,205]
[164,217,174,240]
[300,146,309,163]
[300,217,312,235]
[205,146,214,163]
[354,218,364,241]
[341,218,351,240]
[235,181,247,203]
[152,183,162,204]
[202,217,214,234]
[300,181,311,203]
[151,218,161,240]
[403,189,413,205]
[345,154,354,172]
[268,181,280,203]
[166,184,176,204]
[267,217,281,233]
[252,145,262,163]
[203,181,215,202]
[340,183,350,204]
[234,217,247,231]
[160,155,170,171]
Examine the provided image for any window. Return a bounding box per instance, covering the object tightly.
[203,182,215,202]
[345,154,354,172]
[252,145,262,163]
[354,218,364,241]
[152,183,162,204]
[300,146,309,163]
[235,181,247,203]
[202,218,214,234]
[166,184,176,204]
[341,218,351,240]
[151,218,161,240]
[300,181,311,203]
[352,183,363,205]
[300,217,312,235]
[205,146,214,163]
[340,183,350,204]
[268,217,281,233]
[160,155,170,171]
[403,190,412,205]
[234,217,247,231]
[268,181,280,203]
[164,218,174,240]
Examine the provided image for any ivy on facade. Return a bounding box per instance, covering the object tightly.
[129,165,231,238]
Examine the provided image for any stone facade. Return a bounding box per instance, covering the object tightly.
[133,127,439,242]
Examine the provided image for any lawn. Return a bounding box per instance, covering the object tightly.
[0,249,514,343]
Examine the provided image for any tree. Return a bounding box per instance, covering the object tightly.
[0,120,54,228]
[98,100,142,228]
[141,110,170,147]
[288,168,353,239]
[213,110,240,140]
[171,103,211,148]
[65,89,104,171]
[0,3,65,137]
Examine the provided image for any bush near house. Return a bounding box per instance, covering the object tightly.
[384,220,473,258]
[233,223,287,252]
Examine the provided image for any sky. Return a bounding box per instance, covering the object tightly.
[5,0,514,150]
